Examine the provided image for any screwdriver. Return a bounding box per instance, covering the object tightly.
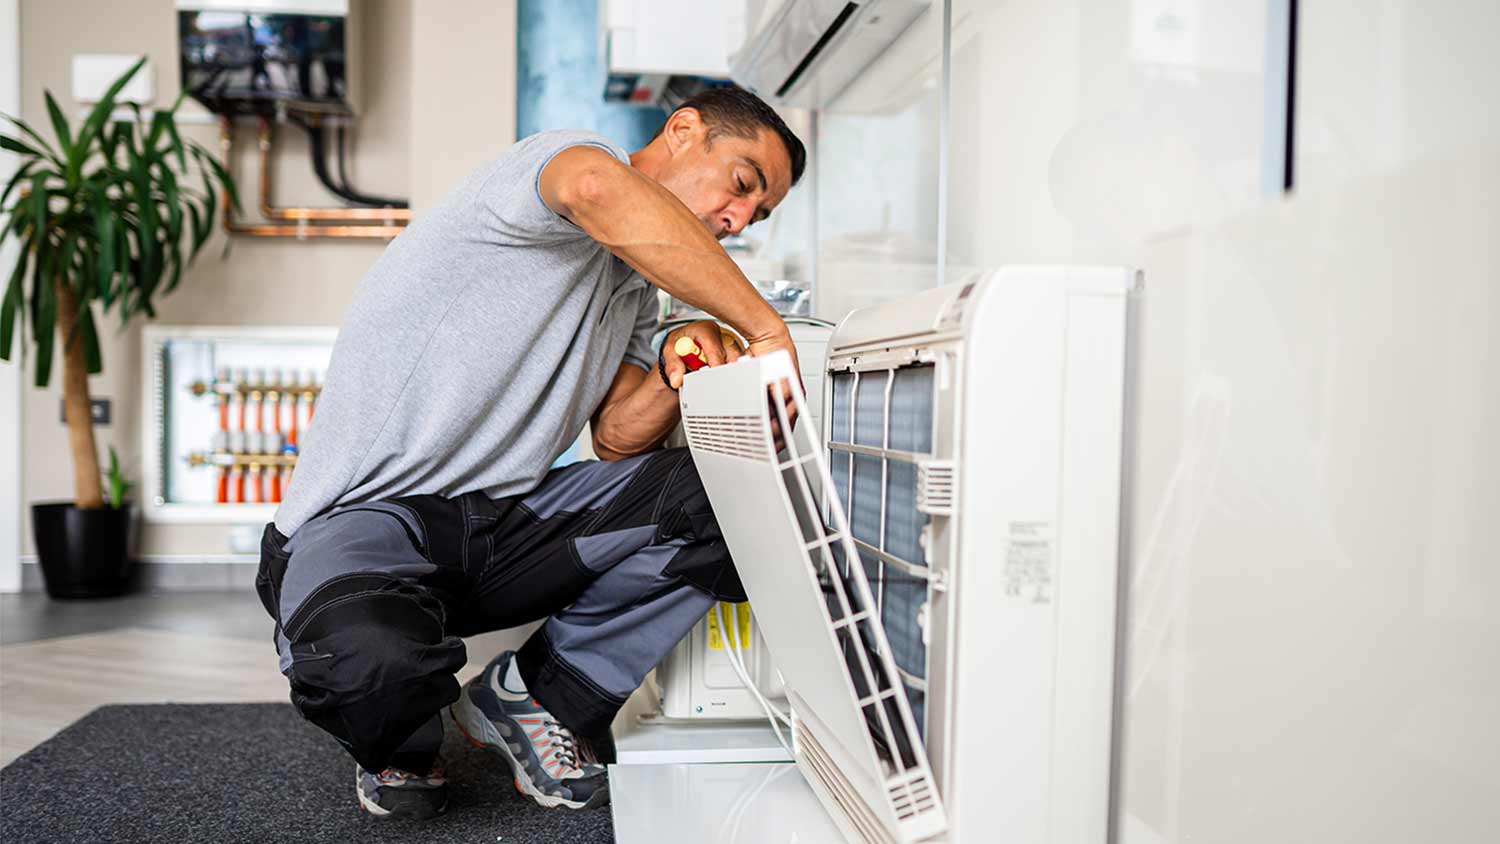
[674,336,709,372]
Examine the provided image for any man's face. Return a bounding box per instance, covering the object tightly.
[655,115,794,240]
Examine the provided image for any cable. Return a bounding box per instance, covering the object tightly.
[335,123,351,194]
[718,602,792,727]
[716,602,795,759]
[289,113,409,209]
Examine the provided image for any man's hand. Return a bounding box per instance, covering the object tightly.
[661,321,744,389]
[664,321,801,453]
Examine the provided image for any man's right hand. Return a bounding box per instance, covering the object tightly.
[743,324,803,387]
[743,325,803,453]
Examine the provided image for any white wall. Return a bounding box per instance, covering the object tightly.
[0,0,20,592]
[814,4,944,320]
[816,0,1500,839]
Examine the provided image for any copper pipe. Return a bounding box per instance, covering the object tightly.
[256,117,412,222]
[217,117,407,239]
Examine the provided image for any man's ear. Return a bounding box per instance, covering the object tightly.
[663,107,706,157]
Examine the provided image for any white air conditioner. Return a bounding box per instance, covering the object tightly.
[730,0,929,108]
[680,266,1138,843]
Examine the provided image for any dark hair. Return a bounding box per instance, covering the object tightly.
[662,86,807,186]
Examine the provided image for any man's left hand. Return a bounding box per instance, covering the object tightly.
[660,321,744,389]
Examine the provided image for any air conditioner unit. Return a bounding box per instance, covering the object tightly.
[730,0,929,108]
[680,266,1138,843]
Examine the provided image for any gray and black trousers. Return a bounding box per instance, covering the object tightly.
[255,448,741,775]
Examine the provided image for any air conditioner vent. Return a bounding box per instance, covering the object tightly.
[796,719,897,844]
[915,459,955,515]
[682,414,773,463]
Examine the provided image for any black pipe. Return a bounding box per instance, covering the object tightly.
[291,115,408,209]
[336,124,352,195]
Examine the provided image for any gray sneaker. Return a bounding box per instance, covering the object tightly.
[449,650,610,810]
[354,758,448,819]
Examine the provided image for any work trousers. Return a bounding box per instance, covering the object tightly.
[255,448,743,775]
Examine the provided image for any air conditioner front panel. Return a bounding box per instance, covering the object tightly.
[681,352,948,843]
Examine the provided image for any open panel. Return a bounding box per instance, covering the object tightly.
[680,351,947,844]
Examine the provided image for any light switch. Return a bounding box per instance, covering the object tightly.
[72,55,154,104]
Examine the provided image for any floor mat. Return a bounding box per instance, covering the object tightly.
[1,702,614,844]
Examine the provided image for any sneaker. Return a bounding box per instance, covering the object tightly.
[449,650,610,810]
[355,759,448,819]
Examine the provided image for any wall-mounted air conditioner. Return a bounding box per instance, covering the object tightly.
[681,266,1138,842]
[730,0,929,109]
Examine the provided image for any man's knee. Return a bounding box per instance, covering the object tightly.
[268,507,467,771]
[281,576,467,771]
[647,449,744,601]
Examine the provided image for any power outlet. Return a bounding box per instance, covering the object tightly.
[59,398,111,425]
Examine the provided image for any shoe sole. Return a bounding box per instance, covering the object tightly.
[354,766,447,819]
[449,691,609,811]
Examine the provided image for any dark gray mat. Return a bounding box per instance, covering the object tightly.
[1,703,614,844]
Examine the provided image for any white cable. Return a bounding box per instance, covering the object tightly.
[720,602,793,728]
[716,602,794,757]
[716,602,791,732]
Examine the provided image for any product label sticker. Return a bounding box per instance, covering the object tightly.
[707,601,754,650]
[1003,520,1054,605]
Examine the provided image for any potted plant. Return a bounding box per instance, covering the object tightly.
[1,59,239,598]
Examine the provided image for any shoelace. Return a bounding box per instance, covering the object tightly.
[517,714,585,777]
[375,760,445,785]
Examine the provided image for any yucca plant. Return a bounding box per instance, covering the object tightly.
[1,57,239,509]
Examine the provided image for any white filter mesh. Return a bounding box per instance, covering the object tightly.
[827,364,937,739]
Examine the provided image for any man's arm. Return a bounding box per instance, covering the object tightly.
[590,363,674,462]
[591,322,743,461]
[539,145,801,383]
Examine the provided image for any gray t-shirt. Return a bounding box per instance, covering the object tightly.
[274,130,659,535]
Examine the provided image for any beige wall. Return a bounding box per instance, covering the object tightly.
[17,0,517,556]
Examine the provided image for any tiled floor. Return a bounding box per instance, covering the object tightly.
[0,592,531,766]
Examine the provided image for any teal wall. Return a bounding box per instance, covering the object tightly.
[517,0,665,150]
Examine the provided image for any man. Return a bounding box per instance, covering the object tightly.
[255,86,805,819]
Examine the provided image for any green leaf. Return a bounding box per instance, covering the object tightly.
[57,232,79,294]
[73,299,102,374]
[185,200,205,259]
[191,141,240,213]
[94,195,115,300]
[73,57,145,163]
[161,165,182,243]
[43,91,74,168]
[109,224,130,311]
[0,159,37,209]
[0,244,28,361]
[165,109,188,173]
[0,133,46,159]
[1,114,63,166]
[32,246,55,388]
[28,170,47,243]
[106,445,129,509]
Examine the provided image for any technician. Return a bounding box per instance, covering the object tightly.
[255,86,805,819]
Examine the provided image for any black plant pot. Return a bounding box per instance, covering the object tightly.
[31,501,136,599]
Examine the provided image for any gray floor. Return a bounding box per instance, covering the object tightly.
[0,591,274,645]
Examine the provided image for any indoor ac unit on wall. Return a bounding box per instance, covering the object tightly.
[681,265,1139,843]
[731,0,930,109]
